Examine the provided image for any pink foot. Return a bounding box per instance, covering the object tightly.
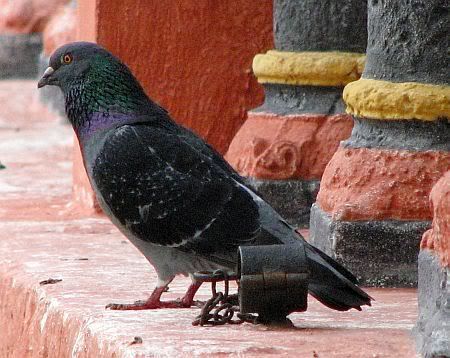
[105,282,202,310]
[105,298,191,310]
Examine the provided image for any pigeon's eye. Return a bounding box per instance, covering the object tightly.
[62,54,73,64]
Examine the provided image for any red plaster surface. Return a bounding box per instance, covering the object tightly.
[76,0,96,42]
[0,0,69,34]
[0,81,417,356]
[317,146,450,221]
[77,0,273,155]
[42,3,76,56]
[421,170,450,267]
[225,112,353,180]
[72,0,273,211]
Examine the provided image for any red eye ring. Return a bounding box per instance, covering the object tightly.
[62,54,72,64]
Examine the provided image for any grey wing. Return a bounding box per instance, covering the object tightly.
[92,123,262,265]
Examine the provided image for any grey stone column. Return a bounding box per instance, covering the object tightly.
[310,0,449,287]
[225,0,367,228]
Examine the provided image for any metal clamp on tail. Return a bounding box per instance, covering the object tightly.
[237,243,310,324]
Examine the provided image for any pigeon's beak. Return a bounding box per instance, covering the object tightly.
[37,67,55,88]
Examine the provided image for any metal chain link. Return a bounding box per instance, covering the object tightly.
[192,270,258,326]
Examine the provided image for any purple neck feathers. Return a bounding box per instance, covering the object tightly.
[77,112,136,142]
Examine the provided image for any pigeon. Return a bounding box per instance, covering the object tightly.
[38,42,372,311]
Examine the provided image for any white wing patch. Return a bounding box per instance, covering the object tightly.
[193,217,217,238]
[234,179,264,203]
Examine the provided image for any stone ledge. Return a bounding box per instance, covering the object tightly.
[0,80,418,357]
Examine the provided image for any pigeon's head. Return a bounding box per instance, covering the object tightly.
[37,42,121,92]
[38,42,151,130]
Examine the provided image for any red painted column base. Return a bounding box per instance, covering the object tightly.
[420,170,450,267]
[310,146,450,286]
[225,112,353,180]
[316,146,450,221]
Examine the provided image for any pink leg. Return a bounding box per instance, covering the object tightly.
[180,281,202,307]
[106,281,202,310]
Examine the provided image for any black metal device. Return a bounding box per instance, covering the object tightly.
[237,243,310,324]
[192,242,310,326]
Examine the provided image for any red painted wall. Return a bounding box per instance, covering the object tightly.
[73,0,273,211]
[78,0,273,153]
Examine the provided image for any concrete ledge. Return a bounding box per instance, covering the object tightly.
[0,80,418,357]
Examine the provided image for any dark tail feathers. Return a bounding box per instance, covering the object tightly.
[305,243,373,311]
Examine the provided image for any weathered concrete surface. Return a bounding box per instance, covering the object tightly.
[415,250,450,357]
[0,33,42,78]
[345,118,450,152]
[248,178,320,228]
[274,0,367,53]
[313,0,449,289]
[310,204,429,287]
[311,142,449,286]
[364,0,448,85]
[228,0,366,230]
[0,80,418,357]
[256,84,346,115]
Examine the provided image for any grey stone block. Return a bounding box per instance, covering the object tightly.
[345,118,450,152]
[0,33,42,79]
[248,178,320,228]
[415,250,450,357]
[255,84,346,116]
[309,204,431,287]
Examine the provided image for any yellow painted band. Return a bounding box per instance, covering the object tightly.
[343,78,450,121]
[252,50,365,87]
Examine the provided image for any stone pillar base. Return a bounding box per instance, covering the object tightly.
[226,111,353,228]
[249,178,320,228]
[310,204,430,286]
[0,34,42,78]
[415,250,450,357]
